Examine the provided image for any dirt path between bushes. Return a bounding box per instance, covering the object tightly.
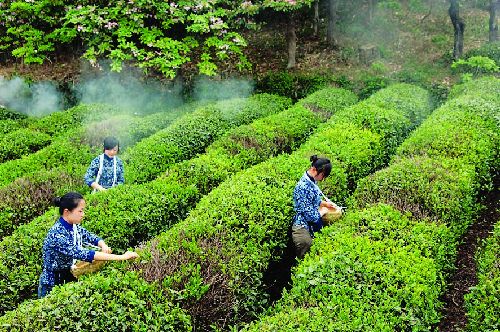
[437,183,500,332]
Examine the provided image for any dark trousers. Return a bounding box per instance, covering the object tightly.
[38,269,77,298]
[291,226,313,259]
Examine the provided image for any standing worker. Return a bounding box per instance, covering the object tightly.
[291,155,337,259]
[84,136,124,192]
[38,192,139,298]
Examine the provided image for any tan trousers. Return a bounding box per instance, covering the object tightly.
[291,226,313,259]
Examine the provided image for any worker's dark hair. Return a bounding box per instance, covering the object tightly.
[103,136,119,152]
[53,192,84,215]
[310,155,332,178]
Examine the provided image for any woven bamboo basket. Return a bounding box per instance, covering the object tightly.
[71,260,106,278]
[322,206,343,225]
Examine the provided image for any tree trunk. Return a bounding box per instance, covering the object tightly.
[286,14,297,69]
[313,0,319,37]
[489,0,499,42]
[327,0,338,48]
[449,0,465,60]
[368,0,376,24]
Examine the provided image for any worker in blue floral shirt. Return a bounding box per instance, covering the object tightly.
[291,155,337,258]
[84,136,124,192]
[38,192,139,298]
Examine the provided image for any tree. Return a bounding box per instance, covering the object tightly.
[327,0,338,48]
[313,0,320,36]
[262,0,314,69]
[449,0,465,60]
[489,0,499,41]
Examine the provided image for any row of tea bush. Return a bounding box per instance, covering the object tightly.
[243,76,499,330]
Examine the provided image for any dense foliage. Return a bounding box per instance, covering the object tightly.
[244,77,499,331]
[0,83,434,331]
[465,219,500,331]
[0,92,291,314]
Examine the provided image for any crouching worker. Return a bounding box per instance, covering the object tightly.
[38,192,139,298]
[84,136,124,193]
[291,155,336,259]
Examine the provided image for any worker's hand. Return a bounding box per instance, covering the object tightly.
[97,185,107,192]
[319,206,330,217]
[122,251,139,260]
[100,243,112,254]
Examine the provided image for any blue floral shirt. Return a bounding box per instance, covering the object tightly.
[39,217,101,286]
[292,172,323,236]
[84,154,124,188]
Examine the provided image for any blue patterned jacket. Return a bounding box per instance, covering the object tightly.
[292,172,323,236]
[39,217,101,286]
[84,154,124,189]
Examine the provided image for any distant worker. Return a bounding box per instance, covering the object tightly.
[38,192,139,298]
[84,136,124,192]
[291,155,338,259]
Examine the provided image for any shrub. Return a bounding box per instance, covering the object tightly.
[0,107,27,120]
[0,92,294,314]
[0,165,88,239]
[114,83,431,330]
[465,220,500,331]
[0,129,51,162]
[245,78,499,331]
[0,119,21,135]
[0,270,192,331]
[0,103,196,238]
[124,94,292,183]
[0,102,194,187]
[243,204,454,331]
[448,76,500,103]
[452,56,499,82]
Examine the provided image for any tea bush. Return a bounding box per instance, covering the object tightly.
[0,92,294,313]
[0,102,197,187]
[0,119,22,135]
[111,83,431,330]
[124,94,292,184]
[465,219,500,331]
[244,78,499,331]
[0,104,121,187]
[465,41,500,66]
[255,72,334,101]
[0,102,199,238]
[0,165,88,239]
[0,129,51,162]
[0,270,192,331]
[0,107,27,121]
[448,75,500,103]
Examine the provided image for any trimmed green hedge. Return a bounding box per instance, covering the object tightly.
[0,107,27,121]
[124,94,292,184]
[448,76,500,103]
[0,104,121,187]
[0,165,89,239]
[243,204,454,331]
[0,93,293,314]
[465,219,500,331]
[0,102,196,188]
[141,84,430,330]
[0,119,22,135]
[0,129,51,162]
[0,103,200,238]
[0,270,192,331]
[81,83,433,330]
[244,78,499,331]
[0,104,129,164]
